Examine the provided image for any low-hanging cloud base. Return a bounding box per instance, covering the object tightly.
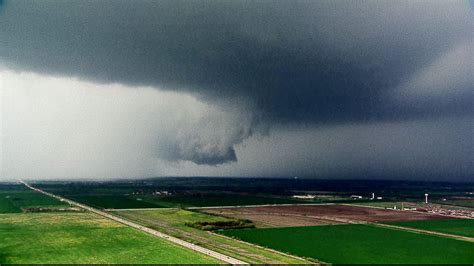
[1,69,472,181]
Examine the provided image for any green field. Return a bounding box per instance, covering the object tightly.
[116,208,237,225]
[0,212,218,264]
[68,195,159,209]
[437,199,474,208]
[221,224,474,264]
[60,192,304,209]
[147,193,303,207]
[0,190,68,213]
[112,209,310,264]
[384,219,474,238]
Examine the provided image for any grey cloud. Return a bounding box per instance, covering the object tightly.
[1,70,255,179]
[390,40,473,108]
[0,0,472,124]
[153,102,256,165]
[0,0,472,178]
[4,111,473,181]
[173,117,472,181]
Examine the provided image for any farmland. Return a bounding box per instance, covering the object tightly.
[0,189,68,213]
[67,195,159,209]
[112,209,310,264]
[221,224,474,264]
[35,178,474,210]
[18,190,297,212]
[349,201,416,209]
[51,192,304,209]
[437,199,474,208]
[3,178,473,264]
[0,212,218,264]
[201,204,449,227]
[384,219,474,238]
[146,193,302,207]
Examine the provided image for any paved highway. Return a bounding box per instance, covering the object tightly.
[19,180,248,265]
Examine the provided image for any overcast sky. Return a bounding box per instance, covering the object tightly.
[1,0,472,181]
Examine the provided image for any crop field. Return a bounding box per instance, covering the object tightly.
[38,179,474,210]
[201,206,340,227]
[0,190,68,213]
[384,219,474,238]
[221,224,474,264]
[112,209,310,264]
[148,193,303,207]
[36,181,312,209]
[67,195,160,209]
[114,208,238,226]
[0,212,218,264]
[438,199,474,208]
[52,191,304,209]
[201,204,448,227]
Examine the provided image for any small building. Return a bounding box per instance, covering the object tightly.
[292,194,316,199]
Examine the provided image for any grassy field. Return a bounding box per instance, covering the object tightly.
[116,208,237,224]
[67,195,160,209]
[59,192,305,209]
[112,209,310,264]
[384,219,474,238]
[146,193,303,207]
[437,199,474,208]
[0,190,68,213]
[221,224,474,264]
[0,212,218,264]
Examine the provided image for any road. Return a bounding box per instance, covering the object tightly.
[341,203,474,242]
[19,180,248,265]
[370,223,474,242]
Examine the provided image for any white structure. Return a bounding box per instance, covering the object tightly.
[292,194,316,199]
[424,193,429,204]
[371,193,375,200]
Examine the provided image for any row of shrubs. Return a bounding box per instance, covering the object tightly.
[185,219,255,231]
[22,207,84,213]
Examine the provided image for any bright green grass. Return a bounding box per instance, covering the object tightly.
[127,208,235,224]
[0,212,218,264]
[221,224,474,264]
[384,219,474,238]
[0,191,68,213]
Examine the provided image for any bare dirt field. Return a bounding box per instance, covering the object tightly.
[201,204,451,227]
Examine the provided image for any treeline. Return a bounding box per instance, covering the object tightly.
[185,219,254,231]
[22,207,84,213]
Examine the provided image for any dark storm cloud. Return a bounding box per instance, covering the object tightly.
[1,0,472,124]
[1,0,473,174]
